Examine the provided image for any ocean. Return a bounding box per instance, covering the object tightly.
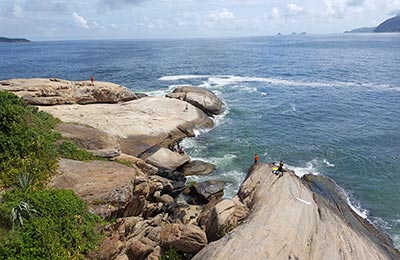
[1,34,400,248]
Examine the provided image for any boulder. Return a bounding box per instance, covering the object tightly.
[198,198,249,242]
[167,85,223,116]
[89,234,125,260]
[160,224,208,254]
[146,246,161,260]
[182,160,216,176]
[114,153,158,175]
[0,78,140,105]
[55,123,120,152]
[146,148,190,171]
[191,180,224,203]
[50,159,142,219]
[126,240,153,260]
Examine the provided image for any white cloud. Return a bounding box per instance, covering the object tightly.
[207,8,235,22]
[12,4,24,18]
[286,3,305,16]
[73,12,90,29]
[265,7,280,19]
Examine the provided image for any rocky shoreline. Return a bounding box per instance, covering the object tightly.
[1,78,399,260]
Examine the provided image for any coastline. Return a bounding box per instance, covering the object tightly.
[1,78,399,259]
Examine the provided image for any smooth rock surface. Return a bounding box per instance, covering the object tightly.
[167,85,223,115]
[40,96,213,157]
[182,160,216,176]
[50,159,141,218]
[146,148,190,171]
[193,163,400,260]
[0,78,139,105]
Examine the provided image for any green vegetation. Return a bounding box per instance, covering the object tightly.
[0,91,60,188]
[57,140,95,161]
[0,92,104,259]
[159,247,183,260]
[0,189,103,259]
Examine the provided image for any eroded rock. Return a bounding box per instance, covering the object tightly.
[0,78,140,105]
[160,224,208,254]
[167,85,223,116]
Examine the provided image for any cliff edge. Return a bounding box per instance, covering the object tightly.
[193,163,400,260]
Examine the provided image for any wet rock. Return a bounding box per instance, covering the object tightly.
[146,148,190,171]
[160,224,208,254]
[182,160,216,176]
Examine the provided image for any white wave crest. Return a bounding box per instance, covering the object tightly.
[286,160,321,177]
[159,75,209,81]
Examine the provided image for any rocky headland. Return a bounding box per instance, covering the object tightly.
[2,78,399,260]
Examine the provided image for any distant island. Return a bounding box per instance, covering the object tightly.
[0,37,30,43]
[345,15,400,33]
[374,15,400,32]
[344,27,376,33]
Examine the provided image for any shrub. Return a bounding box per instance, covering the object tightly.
[0,189,103,259]
[159,247,183,260]
[57,141,95,162]
[0,91,60,188]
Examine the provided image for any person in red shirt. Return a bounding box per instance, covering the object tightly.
[254,153,259,164]
[90,75,94,86]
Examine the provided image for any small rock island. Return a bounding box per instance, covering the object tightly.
[0,36,30,43]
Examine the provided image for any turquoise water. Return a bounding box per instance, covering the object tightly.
[1,34,400,247]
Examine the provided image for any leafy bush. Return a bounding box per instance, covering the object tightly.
[57,141,95,161]
[0,189,103,259]
[0,91,60,188]
[159,247,183,260]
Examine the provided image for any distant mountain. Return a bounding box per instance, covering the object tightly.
[0,37,30,43]
[374,15,400,32]
[344,27,376,33]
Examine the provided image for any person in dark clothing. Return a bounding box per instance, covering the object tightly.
[277,161,284,177]
[254,154,259,164]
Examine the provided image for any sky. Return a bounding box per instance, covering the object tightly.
[0,0,400,40]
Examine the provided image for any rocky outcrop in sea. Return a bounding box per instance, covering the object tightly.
[3,78,399,260]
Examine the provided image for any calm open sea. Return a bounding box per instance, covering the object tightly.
[1,34,400,248]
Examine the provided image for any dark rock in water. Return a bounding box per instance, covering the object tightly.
[191,180,224,203]
[182,160,216,176]
[374,15,400,33]
[302,174,400,259]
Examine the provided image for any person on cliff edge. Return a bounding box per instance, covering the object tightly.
[254,154,259,164]
[90,75,95,86]
[277,161,284,177]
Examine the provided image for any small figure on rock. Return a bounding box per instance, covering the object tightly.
[254,153,259,164]
[178,146,185,155]
[90,75,95,86]
[183,103,188,112]
[276,161,285,177]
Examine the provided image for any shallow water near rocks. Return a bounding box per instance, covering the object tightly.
[1,34,400,248]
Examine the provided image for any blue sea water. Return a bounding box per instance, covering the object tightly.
[1,34,400,248]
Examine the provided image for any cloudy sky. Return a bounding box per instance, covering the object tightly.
[1,0,399,40]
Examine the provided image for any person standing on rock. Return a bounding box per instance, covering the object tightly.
[90,75,94,86]
[183,102,188,112]
[254,154,259,164]
[277,161,284,177]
